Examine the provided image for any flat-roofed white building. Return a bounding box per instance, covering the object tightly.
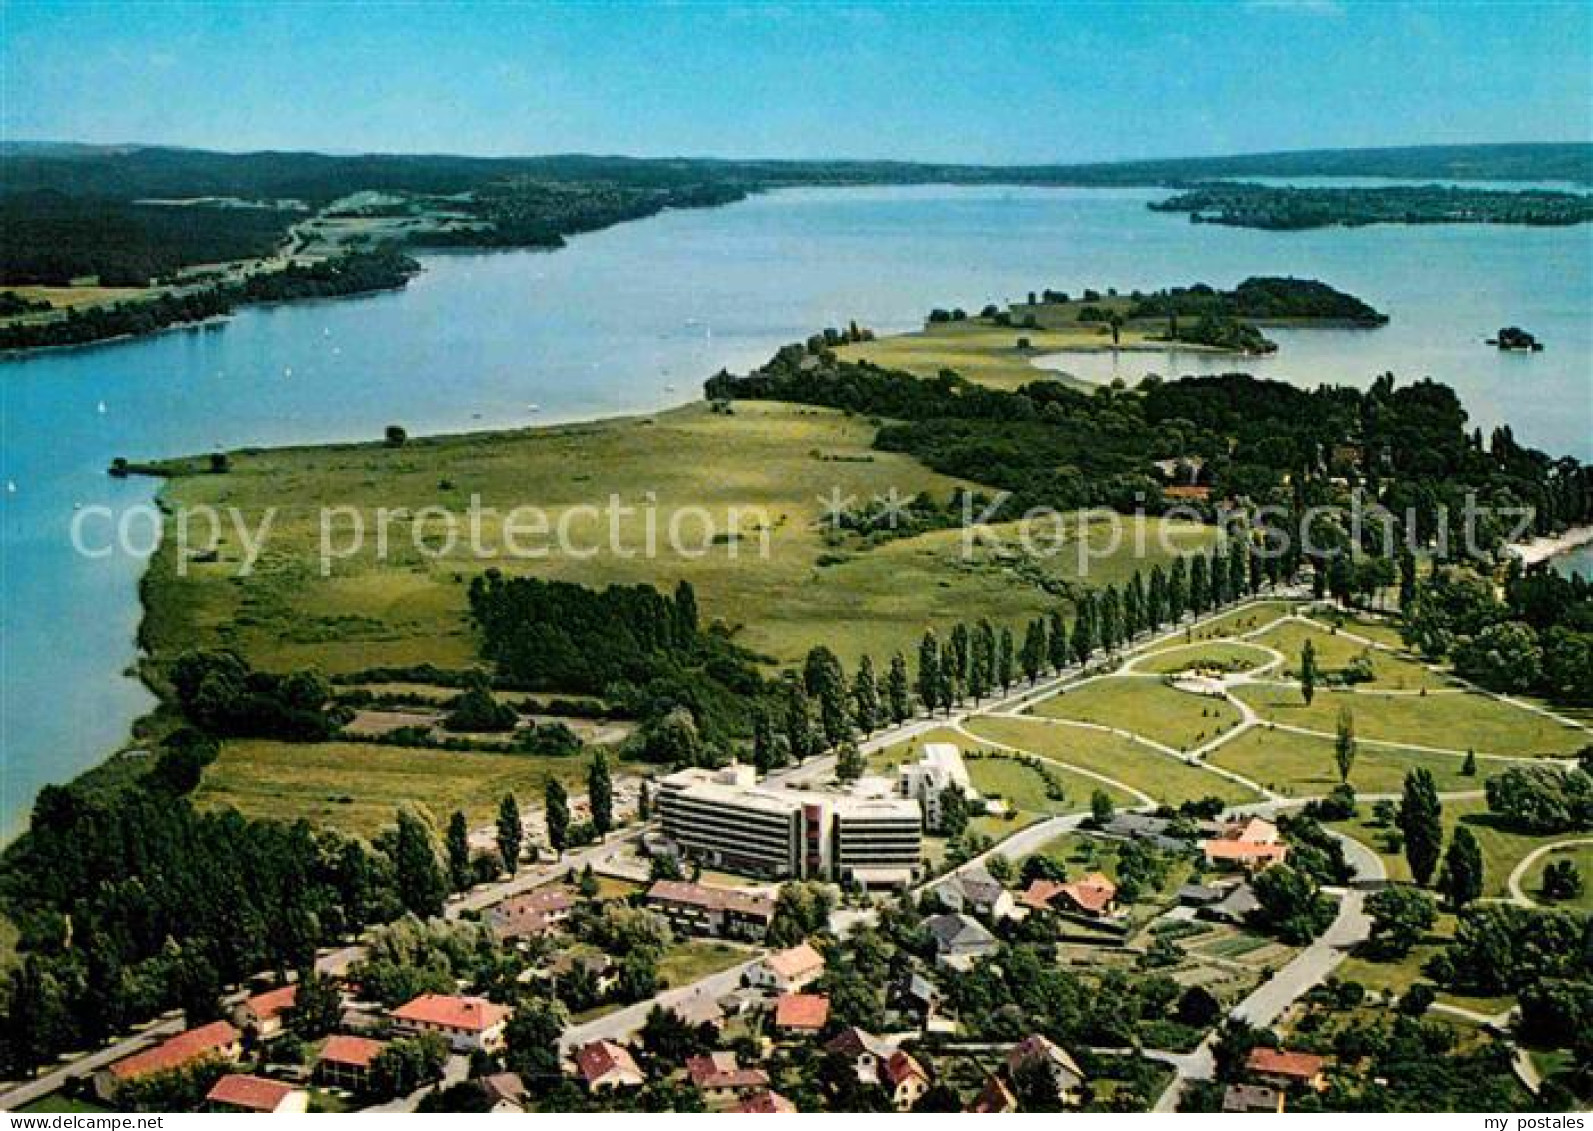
[656,765,922,886]
[897,743,980,831]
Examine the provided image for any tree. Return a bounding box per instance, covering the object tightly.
[504,998,568,1096]
[887,652,913,724]
[805,645,852,748]
[1334,705,1357,784]
[384,424,408,447]
[1453,621,1544,693]
[1398,768,1445,886]
[1020,619,1046,684]
[370,1033,448,1097]
[588,750,614,837]
[637,782,651,820]
[288,969,343,1039]
[445,810,471,892]
[1365,886,1436,958]
[545,779,571,855]
[1090,789,1115,824]
[997,626,1016,693]
[1461,748,1477,777]
[1300,639,1318,706]
[917,631,944,715]
[1047,609,1069,672]
[836,742,866,782]
[1541,859,1584,901]
[1250,863,1333,944]
[938,783,970,839]
[1484,764,1593,834]
[852,655,882,734]
[497,794,523,876]
[1438,825,1484,910]
[393,807,447,918]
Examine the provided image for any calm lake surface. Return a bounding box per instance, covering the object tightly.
[2,185,1590,838]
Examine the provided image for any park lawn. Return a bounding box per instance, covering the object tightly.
[964,714,1258,806]
[965,751,1104,817]
[1133,640,1277,675]
[1306,609,1410,650]
[1328,797,1570,898]
[1250,619,1449,690]
[1185,601,1297,641]
[1519,842,1593,911]
[835,317,1121,391]
[1205,725,1479,798]
[658,940,747,987]
[1334,911,1517,1018]
[1232,684,1588,757]
[194,738,597,837]
[1027,676,1244,752]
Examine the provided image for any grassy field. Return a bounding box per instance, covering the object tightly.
[1327,796,1570,897]
[658,940,747,987]
[16,1095,116,1114]
[1028,676,1244,752]
[146,401,1212,682]
[1334,910,1516,1016]
[1133,640,1276,675]
[194,738,597,836]
[964,715,1258,806]
[1205,725,1480,798]
[1185,601,1297,640]
[1232,684,1588,756]
[1250,619,1449,690]
[1519,842,1593,911]
[4,283,151,312]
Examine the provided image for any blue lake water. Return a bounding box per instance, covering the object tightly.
[2,184,1590,838]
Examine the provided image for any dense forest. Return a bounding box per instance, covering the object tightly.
[0,248,418,351]
[0,190,298,285]
[706,346,1592,552]
[1127,277,1389,325]
[1151,183,1593,229]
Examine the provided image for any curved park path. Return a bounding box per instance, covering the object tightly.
[1506,837,1593,908]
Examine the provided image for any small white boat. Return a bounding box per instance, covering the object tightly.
[526,403,541,413]
[664,383,678,393]
[97,400,107,414]
[6,481,17,494]
[283,366,293,378]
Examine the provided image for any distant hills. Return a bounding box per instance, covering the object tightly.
[3,141,1589,202]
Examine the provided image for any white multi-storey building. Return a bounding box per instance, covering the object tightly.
[655,764,923,887]
[896,743,980,831]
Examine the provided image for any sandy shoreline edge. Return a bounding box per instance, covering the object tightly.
[1509,523,1593,566]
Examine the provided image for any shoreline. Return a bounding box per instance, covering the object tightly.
[1508,523,1593,566]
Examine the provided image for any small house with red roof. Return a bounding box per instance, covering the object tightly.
[772,992,830,1034]
[746,941,825,992]
[882,1049,931,1110]
[206,1073,309,1114]
[686,1051,769,1100]
[95,1020,242,1100]
[1245,1047,1327,1091]
[574,1039,645,1092]
[315,1034,386,1092]
[736,1089,798,1113]
[970,1074,1018,1113]
[1006,1034,1085,1106]
[391,993,510,1053]
[488,887,576,944]
[237,984,297,1041]
[1204,817,1289,872]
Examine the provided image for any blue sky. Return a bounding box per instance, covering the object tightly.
[4,1,1590,162]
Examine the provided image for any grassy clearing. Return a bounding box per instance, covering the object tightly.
[835,318,1123,391]
[1306,610,1410,650]
[1250,619,1448,690]
[658,940,747,987]
[1520,842,1593,911]
[1185,601,1296,640]
[194,738,596,836]
[869,726,969,772]
[1133,641,1276,675]
[1029,830,1194,906]
[147,402,1211,682]
[964,715,1258,806]
[1232,684,1588,756]
[17,1096,115,1114]
[1028,676,1243,752]
[3,283,152,312]
[1334,910,1516,1016]
[1327,796,1569,897]
[1205,725,1478,798]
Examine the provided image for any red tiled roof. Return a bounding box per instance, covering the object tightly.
[1163,484,1212,500]
[686,1052,769,1090]
[773,993,830,1030]
[736,1090,797,1113]
[1205,839,1290,864]
[207,1074,295,1112]
[575,1039,642,1086]
[1247,1047,1325,1080]
[1019,879,1069,911]
[971,1075,1017,1113]
[883,1050,928,1088]
[763,942,824,980]
[1055,872,1118,914]
[318,1035,385,1069]
[244,984,297,1022]
[391,994,509,1032]
[110,1020,240,1080]
[646,879,776,920]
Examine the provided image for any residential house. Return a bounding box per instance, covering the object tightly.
[745,941,825,992]
[924,913,999,970]
[1198,882,1261,925]
[1175,882,1225,907]
[488,887,575,944]
[96,1020,242,1100]
[669,990,727,1032]
[1223,1083,1285,1113]
[574,1040,646,1092]
[390,993,510,1053]
[1006,1034,1085,1106]
[645,879,776,941]
[1021,873,1120,920]
[1245,1048,1327,1092]
[825,1026,898,1084]
[479,1071,528,1113]
[970,1074,1018,1113]
[686,1052,769,1101]
[1103,812,1201,852]
[316,1035,385,1092]
[882,1050,931,1111]
[772,992,830,1034]
[236,984,297,1041]
[938,867,1018,920]
[206,1074,309,1114]
[1203,818,1289,871]
[736,1089,798,1113]
[894,972,943,1019]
